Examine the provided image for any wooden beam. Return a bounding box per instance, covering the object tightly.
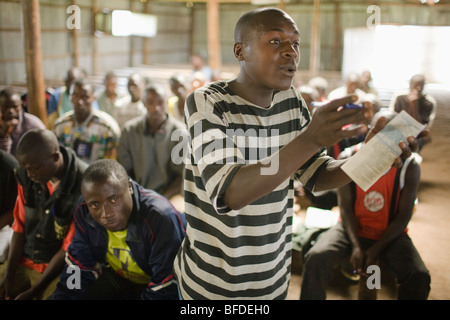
[21,0,47,126]
[332,1,340,71]
[143,1,151,65]
[92,0,99,74]
[309,0,321,76]
[207,0,221,71]
[71,0,79,66]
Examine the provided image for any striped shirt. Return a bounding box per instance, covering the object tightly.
[173,81,331,299]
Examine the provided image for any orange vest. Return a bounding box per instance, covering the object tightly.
[354,167,400,240]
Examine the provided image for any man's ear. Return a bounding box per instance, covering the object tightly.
[128,179,133,195]
[51,151,60,162]
[233,42,245,61]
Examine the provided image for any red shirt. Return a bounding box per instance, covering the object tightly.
[12,182,75,273]
[354,167,401,240]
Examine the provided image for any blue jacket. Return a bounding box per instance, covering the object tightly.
[50,180,186,300]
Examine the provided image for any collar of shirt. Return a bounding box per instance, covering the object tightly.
[144,113,169,136]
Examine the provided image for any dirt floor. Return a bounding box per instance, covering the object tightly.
[287,87,450,300]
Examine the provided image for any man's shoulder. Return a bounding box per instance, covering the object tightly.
[91,109,121,135]
[136,186,179,218]
[22,111,46,129]
[54,110,75,128]
[121,114,147,132]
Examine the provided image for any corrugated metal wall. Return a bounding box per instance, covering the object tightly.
[191,1,450,71]
[0,0,192,86]
[1,0,449,86]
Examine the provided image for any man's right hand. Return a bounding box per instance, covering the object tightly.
[303,95,373,148]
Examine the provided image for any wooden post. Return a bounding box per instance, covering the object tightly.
[143,2,151,65]
[71,0,79,67]
[92,0,99,74]
[332,1,340,71]
[21,0,47,126]
[129,0,135,67]
[309,0,321,76]
[206,0,221,72]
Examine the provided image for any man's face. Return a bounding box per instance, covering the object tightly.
[0,93,22,123]
[71,84,93,123]
[127,76,143,101]
[105,77,118,96]
[239,14,300,92]
[144,90,166,125]
[346,80,359,94]
[82,176,133,232]
[17,152,59,185]
[411,79,425,95]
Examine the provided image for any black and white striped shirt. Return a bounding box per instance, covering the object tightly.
[174,81,331,299]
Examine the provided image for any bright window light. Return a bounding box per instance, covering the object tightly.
[111,10,157,37]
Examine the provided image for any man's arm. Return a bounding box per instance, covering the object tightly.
[224,96,369,210]
[48,204,102,300]
[337,183,364,273]
[0,231,25,299]
[140,205,186,300]
[162,173,183,200]
[14,248,66,300]
[116,128,135,179]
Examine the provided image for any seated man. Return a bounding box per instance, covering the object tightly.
[0,129,87,300]
[0,88,46,156]
[117,84,188,210]
[300,111,430,300]
[50,159,186,300]
[0,150,18,230]
[113,73,147,129]
[53,78,121,164]
[390,74,436,152]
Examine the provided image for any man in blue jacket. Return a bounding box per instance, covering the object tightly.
[50,159,186,300]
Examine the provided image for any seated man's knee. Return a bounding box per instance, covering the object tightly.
[303,248,334,270]
[399,270,431,300]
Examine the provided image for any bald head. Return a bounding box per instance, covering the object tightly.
[234,7,298,44]
[16,129,59,159]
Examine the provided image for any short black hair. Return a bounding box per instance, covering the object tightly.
[72,78,94,94]
[143,83,167,101]
[82,159,129,185]
[0,87,20,100]
[16,129,59,158]
[234,7,293,43]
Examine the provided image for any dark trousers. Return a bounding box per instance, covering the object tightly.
[300,222,431,300]
[84,266,148,300]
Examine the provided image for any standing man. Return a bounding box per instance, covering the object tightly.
[53,78,121,164]
[173,7,418,300]
[0,129,87,299]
